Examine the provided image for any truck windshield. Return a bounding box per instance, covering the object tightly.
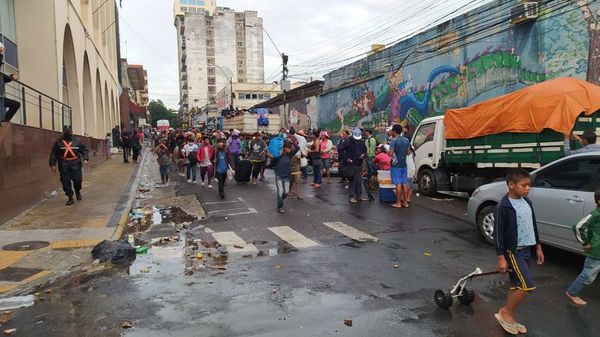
[412,122,436,151]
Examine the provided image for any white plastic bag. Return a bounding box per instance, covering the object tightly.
[406,154,416,179]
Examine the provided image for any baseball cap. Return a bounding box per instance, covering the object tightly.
[352,128,362,140]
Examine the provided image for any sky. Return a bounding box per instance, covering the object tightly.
[118,0,491,109]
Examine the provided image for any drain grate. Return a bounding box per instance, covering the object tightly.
[2,241,50,251]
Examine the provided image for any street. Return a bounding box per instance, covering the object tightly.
[4,155,600,337]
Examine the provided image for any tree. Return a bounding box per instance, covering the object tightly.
[578,1,600,83]
[148,99,179,127]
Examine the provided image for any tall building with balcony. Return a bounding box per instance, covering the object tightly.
[174,1,264,126]
[119,59,149,128]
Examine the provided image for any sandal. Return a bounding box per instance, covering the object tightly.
[513,322,527,334]
[494,313,518,335]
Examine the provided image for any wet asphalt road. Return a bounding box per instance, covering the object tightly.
[5,171,600,337]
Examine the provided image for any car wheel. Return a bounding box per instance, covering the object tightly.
[418,168,437,197]
[477,205,496,244]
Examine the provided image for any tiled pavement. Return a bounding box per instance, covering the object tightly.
[0,151,144,296]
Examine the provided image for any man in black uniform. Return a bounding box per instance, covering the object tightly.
[49,126,89,205]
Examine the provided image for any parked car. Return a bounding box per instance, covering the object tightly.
[467,153,600,254]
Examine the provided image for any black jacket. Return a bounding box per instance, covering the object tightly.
[1,72,13,99]
[494,195,540,256]
[49,136,89,172]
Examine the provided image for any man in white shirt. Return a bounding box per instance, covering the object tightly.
[183,137,199,183]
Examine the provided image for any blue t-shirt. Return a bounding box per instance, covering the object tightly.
[509,197,536,247]
[390,136,409,168]
[216,151,228,174]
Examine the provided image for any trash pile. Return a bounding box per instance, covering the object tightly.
[182,230,230,275]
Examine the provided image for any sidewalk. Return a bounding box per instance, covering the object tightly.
[0,152,143,296]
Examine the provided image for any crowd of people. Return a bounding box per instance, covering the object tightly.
[145,125,416,212]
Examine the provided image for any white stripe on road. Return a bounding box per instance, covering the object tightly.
[268,226,320,249]
[212,231,258,256]
[323,222,379,242]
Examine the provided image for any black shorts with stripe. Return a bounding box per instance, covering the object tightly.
[505,248,536,291]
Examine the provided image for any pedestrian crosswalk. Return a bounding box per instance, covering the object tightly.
[268,226,320,249]
[323,222,379,242]
[209,222,378,254]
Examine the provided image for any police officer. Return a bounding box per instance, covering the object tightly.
[49,126,89,205]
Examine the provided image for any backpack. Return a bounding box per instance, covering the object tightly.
[188,149,198,164]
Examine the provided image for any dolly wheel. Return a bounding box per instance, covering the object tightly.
[434,289,453,309]
[458,288,475,305]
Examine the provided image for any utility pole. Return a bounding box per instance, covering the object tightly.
[229,77,234,111]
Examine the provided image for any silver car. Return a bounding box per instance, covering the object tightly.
[467,153,600,254]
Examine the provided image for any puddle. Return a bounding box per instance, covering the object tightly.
[161,207,196,224]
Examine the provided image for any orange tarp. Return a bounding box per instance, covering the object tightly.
[444,78,600,140]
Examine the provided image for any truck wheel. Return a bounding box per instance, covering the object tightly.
[418,168,437,196]
[477,205,496,244]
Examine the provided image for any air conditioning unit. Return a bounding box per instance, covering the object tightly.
[510,2,539,25]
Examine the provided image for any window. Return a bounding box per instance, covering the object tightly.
[263,93,271,99]
[207,68,215,75]
[258,94,264,99]
[207,58,214,65]
[245,94,251,99]
[208,86,216,94]
[207,77,215,85]
[237,42,243,47]
[206,39,213,46]
[533,157,600,191]
[238,94,244,100]
[238,70,244,75]
[251,94,257,99]
[412,122,436,151]
[238,79,244,83]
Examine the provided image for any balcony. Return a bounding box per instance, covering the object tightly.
[180,23,185,35]
[181,73,187,81]
[181,52,187,63]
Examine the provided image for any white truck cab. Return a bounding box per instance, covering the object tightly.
[411,116,448,196]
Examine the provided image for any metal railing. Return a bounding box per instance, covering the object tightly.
[2,78,72,131]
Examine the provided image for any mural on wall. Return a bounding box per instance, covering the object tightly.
[318,1,598,135]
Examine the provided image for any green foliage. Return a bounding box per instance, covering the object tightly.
[149,100,179,127]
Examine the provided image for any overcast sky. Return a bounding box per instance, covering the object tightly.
[119,0,491,109]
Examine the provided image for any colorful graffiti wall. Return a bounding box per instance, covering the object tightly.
[318,0,600,135]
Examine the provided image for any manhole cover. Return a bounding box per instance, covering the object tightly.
[0,267,43,282]
[2,241,50,251]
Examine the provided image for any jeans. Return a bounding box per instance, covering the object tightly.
[301,166,308,179]
[567,256,600,296]
[312,159,323,184]
[122,146,130,162]
[186,163,197,181]
[251,161,264,179]
[215,172,227,197]
[348,165,362,199]
[200,165,213,183]
[275,176,289,209]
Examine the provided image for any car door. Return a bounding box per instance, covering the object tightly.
[529,156,600,252]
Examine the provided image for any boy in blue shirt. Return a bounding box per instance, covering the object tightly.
[388,124,410,208]
[214,139,231,199]
[494,169,544,335]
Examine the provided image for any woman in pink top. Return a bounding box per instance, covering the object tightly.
[373,145,391,170]
[319,131,334,183]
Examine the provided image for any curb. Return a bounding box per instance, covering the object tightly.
[110,149,149,240]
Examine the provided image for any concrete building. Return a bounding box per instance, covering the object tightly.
[1,0,121,138]
[216,82,302,112]
[0,0,121,224]
[174,1,264,126]
[119,59,149,128]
